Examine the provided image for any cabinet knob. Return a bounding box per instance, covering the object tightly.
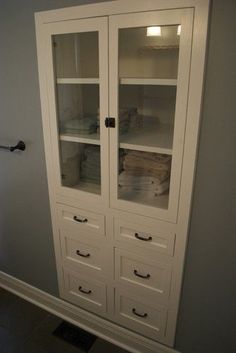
[73,216,88,223]
[76,250,90,258]
[132,308,148,318]
[78,286,92,295]
[134,269,150,279]
[135,232,152,242]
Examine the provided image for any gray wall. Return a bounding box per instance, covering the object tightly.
[0,1,235,353]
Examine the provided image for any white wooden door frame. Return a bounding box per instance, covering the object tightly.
[43,17,109,207]
[109,8,194,223]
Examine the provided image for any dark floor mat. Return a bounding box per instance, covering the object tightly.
[53,321,97,352]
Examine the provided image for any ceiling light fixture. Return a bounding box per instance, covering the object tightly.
[177,25,181,35]
[147,26,162,36]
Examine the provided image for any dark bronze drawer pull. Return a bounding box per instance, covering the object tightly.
[135,233,152,242]
[134,269,150,279]
[73,216,88,223]
[76,250,90,258]
[132,308,148,318]
[78,286,92,295]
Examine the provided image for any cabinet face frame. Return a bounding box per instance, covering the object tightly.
[35,0,210,351]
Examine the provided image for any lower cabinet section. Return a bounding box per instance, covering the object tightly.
[115,248,172,303]
[59,229,111,278]
[57,206,174,344]
[114,288,168,341]
[61,263,170,342]
[62,268,107,316]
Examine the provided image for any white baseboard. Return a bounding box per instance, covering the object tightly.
[0,271,179,353]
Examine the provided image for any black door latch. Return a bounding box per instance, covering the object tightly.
[105,117,115,128]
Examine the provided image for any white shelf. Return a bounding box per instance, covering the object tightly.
[60,132,100,145]
[74,180,101,195]
[119,123,173,155]
[118,189,169,210]
[120,78,177,86]
[57,78,99,84]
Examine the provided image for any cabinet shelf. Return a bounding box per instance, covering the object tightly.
[118,189,169,210]
[120,78,177,86]
[57,78,99,84]
[60,132,100,145]
[74,180,101,195]
[119,123,173,155]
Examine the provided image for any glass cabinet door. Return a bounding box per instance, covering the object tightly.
[46,18,108,204]
[109,10,193,221]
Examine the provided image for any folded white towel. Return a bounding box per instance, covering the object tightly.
[119,171,169,185]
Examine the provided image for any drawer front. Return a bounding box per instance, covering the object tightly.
[62,268,107,315]
[115,249,172,301]
[115,289,167,341]
[57,204,105,236]
[114,218,175,256]
[60,230,107,277]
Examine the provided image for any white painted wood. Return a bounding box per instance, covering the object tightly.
[57,203,106,236]
[0,271,180,353]
[57,78,99,84]
[60,229,111,278]
[60,133,100,145]
[35,12,67,310]
[164,1,211,344]
[115,287,168,341]
[35,0,208,24]
[114,218,176,256]
[115,248,172,303]
[120,78,177,86]
[35,0,210,348]
[62,268,107,316]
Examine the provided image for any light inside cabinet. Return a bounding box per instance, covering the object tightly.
[146,26,162,36]
[177,25,181,35]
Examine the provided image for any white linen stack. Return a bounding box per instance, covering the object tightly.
[80,145,101,184]
[118,151,171,198]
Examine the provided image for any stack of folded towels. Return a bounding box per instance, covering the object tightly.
[80,145,101,184]
[118,150,171,198]
[119,107,138,135]
[62,115,98,135]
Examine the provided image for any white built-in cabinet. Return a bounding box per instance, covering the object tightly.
[35,1,209,351]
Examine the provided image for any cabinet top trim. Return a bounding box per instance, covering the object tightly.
[35,0,209,25]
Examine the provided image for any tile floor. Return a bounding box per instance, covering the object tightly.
[0,287,130,353]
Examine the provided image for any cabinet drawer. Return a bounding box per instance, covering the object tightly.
[115,289,167,341]
[115,249,172,302]
[114,218,175,256]
[62,268,107,315]
[60,230,108,277]
[57,204,105,236]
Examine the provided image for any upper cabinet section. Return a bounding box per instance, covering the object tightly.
[119,25,179,80]
[38,2,206,223]
[109,9,194,221]
[54,32,99,79]
[44,17,109,205]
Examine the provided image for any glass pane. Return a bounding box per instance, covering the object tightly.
[118,25,180,209]
[119,85,176,150]
[60,142,101,194]
[119,25,179,79]
[52,32,101,194]
[53,32,99,78]
[57,84,99,139]
[118,149,171,209]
